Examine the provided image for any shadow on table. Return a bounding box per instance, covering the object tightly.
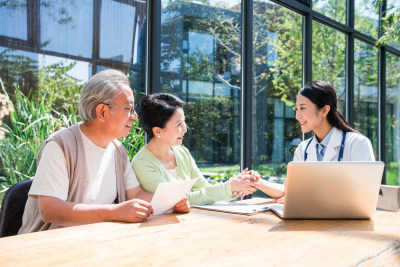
[268,219,375,232]
[139,213,182,228]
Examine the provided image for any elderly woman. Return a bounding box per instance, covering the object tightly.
[131,93,259,205]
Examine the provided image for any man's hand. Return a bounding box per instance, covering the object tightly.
[173,197,190,213]
[37,196,153,227]
[114,199,153,222]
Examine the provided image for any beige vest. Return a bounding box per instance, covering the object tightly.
[18,123,127,234]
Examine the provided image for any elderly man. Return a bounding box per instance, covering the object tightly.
[19,69,189,234]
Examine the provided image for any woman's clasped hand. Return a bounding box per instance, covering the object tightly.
[230,168,261,198]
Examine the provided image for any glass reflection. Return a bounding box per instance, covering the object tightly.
[0,46,89,112]
[160,0,241,172]
[0,47,38,95]
[40,0,93,58]
[313,0,346,24]
[252,1,303,180]
[0,0,27,40]
[386,53,400,185]
[354,39,378,159]
[386,0,400,50]
[312,22,346,115]
[354,0,379,39]
[100,0,140,63]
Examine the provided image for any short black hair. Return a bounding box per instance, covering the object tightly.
[139,93,186,139]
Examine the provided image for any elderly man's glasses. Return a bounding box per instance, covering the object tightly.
[104,103,136,115]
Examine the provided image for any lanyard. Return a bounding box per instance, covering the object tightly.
[304,132,347,161]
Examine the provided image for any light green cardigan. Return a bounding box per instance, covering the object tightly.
[131,145,235,205]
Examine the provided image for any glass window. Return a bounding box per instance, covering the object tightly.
[354,0,379,39]
[39,54,90,84]
[386,52,400,185]
[160,0,241,173]
[386,0,400,50]
[40,0,93,58]
[0,0,27,40]
[354,39,378,159]
[313,0,346,24]
[0,46,89,111]
[312,22,346,115]
[252,1,303,185]
[95,65,129,75]
[100,0,137,63]
[0,47,38,94]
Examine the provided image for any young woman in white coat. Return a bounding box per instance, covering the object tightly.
[256,80,375,201]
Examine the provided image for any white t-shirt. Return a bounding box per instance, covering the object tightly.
[29,129,140,204]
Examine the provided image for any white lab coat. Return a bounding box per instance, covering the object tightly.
[293,127,375,162]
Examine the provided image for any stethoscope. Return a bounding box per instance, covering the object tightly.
[304,132,347,161]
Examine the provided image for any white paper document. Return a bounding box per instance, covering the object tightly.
[192,201,274,215]
[151,178,198,215]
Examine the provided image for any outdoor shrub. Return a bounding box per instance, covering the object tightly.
[120,121,145,161]
[0,80,78,191]
[0,79,146,192]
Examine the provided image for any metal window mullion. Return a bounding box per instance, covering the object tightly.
[240,0,253,174]
[378,0,387,183]
[28,0,40,51]
[146,0,161,94]
[303,13,312,85]
[301,10,313,141]
[346,0,355,126]
[92,0,101,75]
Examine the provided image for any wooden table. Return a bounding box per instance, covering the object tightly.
[1,198,399,266]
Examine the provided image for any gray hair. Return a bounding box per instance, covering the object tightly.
[79,69,130,122]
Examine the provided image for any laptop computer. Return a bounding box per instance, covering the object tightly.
[270,161,384,219]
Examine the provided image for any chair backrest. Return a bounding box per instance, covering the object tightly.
[0,180,32,237]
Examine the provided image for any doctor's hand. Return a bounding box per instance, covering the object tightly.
[230,175,258,198]
[173,197,190,213]
[238,168,261,184]
[273,196,285,204]
[114,199,153,222]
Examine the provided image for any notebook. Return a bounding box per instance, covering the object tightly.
[269,161,384,219]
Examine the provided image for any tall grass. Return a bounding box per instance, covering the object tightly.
[0,81,78,192]
[119,122,145,161]
[0,78,145,192]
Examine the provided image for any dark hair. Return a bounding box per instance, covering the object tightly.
[139,93,186,139]
[300,81,358,134]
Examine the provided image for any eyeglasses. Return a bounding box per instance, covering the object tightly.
[104,103,137,115]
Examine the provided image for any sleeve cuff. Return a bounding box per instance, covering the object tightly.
[223,180,237,200]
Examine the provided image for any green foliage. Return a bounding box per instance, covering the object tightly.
[184,95,237,163]
[386,161,399,186]
[0,79,145,191]
[207,172,234,184]
[0,51,145,189]
[313,0,346,24]
[200,162,288,179]
[161,1,304,166]
[119,122,145,161]
[0,49,39,97]
[0,81,78,191]
[312,21,346,106]
[37,61,82,113]
[375,0,400,48]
